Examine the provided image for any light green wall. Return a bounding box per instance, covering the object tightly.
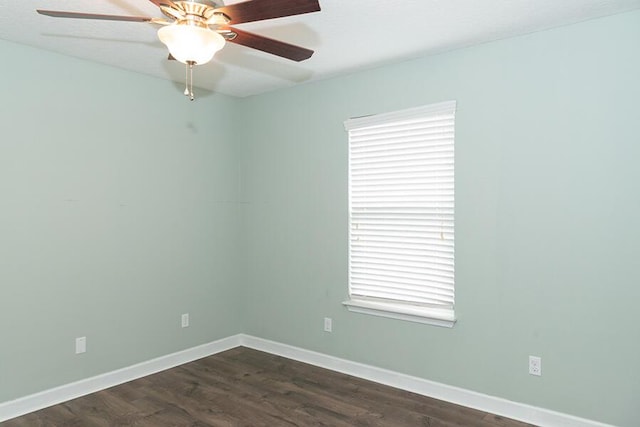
[0,41,242,401]
[2,10,639,427]
[238,11,640,427]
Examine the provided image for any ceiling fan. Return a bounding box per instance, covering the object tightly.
[37,0,321,99]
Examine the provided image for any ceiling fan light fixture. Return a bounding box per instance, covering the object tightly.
[36,0,321,99]
[158,23,225,65]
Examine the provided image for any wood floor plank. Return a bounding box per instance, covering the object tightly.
[2,347,537,427]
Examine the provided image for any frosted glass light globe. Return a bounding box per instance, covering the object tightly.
[158,24,225,65]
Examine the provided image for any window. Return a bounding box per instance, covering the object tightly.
[343,101,456,327]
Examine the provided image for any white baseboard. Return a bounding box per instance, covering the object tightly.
[239,334,616,427]
[0,333,616,427]
[0,334,242,423]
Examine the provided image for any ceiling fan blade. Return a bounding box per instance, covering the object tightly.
[147,0,180,9]
[225,27,313,62]
[217,0,320,25]
[37,10,153,22]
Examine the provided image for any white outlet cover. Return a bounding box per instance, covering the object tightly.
[75,337,86,354]
[324,317,332,332]
[181,313,189,328]
[529,355,542,376]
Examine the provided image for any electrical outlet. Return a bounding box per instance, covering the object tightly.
[324,317,332,332]
[75,337,86,354]
[529,355,541,376]
[181,313,189,328]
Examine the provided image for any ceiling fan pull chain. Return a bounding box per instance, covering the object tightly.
[184,62,189,97]
[184,61,195,101]
[189,63,194,101]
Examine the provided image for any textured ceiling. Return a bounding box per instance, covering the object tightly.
[1,0,640,98]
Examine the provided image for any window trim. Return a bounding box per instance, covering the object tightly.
[344,101,457,327]
[342,298,456,328]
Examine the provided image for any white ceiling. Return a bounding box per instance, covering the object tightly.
[1,0,639,98]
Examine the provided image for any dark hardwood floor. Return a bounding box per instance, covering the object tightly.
[3,347,536,426]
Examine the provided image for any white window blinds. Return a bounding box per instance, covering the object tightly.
[344,101,456,326]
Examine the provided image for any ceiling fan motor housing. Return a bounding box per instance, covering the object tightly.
[161,0,226,23]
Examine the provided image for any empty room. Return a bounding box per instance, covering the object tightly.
[1,1,639,426]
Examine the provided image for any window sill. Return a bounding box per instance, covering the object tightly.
[342,299,456,328]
